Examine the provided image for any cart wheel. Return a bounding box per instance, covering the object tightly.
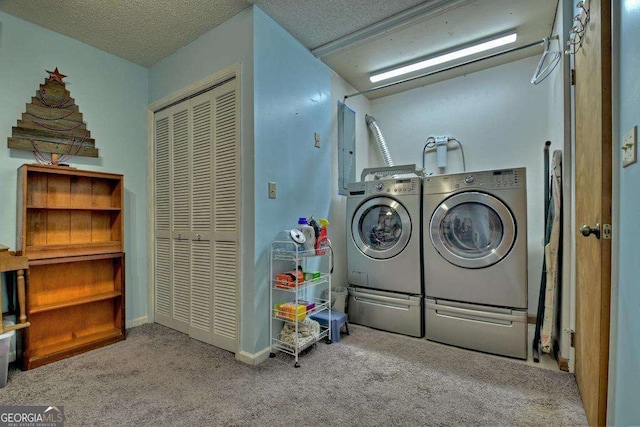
[269,352,276,358]
[294,362,300,368]
[326,339,332,345]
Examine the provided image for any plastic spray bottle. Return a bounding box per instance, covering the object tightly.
[315,218,330,255]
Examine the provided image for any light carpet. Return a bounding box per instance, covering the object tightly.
[0,323,587,426]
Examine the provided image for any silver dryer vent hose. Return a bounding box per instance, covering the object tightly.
[366,114,394,167]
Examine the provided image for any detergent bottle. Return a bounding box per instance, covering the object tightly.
[296,217,315,255]
[315,218,330,255]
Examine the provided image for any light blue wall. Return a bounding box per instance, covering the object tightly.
[148,8,253,104]
[329,75,372,292]
[0,12,149,322]
[147,6,332,355]
[613,2,640,425]
[148,8,256,354]
[253,7,332,353]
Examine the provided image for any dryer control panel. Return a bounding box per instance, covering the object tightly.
[349,177,421,196]
[424,168,525,193]
[366,177,421,196]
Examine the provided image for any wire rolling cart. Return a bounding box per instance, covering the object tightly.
[269,234,332,368]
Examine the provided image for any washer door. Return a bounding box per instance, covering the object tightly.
[430,192,515,268]
[352,197,411,259]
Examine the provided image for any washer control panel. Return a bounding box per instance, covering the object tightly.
[366,177,421,195]
[424,168,524,193]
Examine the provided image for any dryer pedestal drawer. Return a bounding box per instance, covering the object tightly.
[425,298,527,359]
[348,287,423,337]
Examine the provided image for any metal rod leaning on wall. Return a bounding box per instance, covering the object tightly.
[533,140,552,363]
[343,38,548,101]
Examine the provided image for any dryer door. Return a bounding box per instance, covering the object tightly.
[352,197,411,259]
[430,191,516,268]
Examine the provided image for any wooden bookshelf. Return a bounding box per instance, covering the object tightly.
[17,165,125,369]
[17,164,123,259]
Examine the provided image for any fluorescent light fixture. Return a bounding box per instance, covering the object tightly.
[370,33,518,83]
[625,0,639,10]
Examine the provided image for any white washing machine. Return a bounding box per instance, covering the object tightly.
[423,168,528,358]
[346,177,423,337]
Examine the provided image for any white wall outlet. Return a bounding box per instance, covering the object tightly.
[622,125,637,168]
[268,181,276,199]
[314,132,320,148]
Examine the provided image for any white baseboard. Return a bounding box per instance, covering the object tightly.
[126,316,149,329]
[236,347,271,365]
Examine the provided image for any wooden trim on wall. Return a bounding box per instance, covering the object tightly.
[554,339,569,372]
[146,108,155,323]
[557,355,570,372]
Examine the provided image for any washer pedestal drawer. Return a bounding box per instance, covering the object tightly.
[348,287,423,338]
[425,298,527,359]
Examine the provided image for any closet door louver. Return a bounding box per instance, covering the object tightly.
[189,94,214,343]
[171,107,191,332]
[153,76,239,352]
[212,82,239,352]
[154,114,174,328]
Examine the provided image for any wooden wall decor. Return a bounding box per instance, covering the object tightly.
[7,68,99,165]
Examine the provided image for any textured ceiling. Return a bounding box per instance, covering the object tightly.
[0,0,432,67]
[323,0,558,99]
[0,0,250,67]
[0,0,558,98]
[251,0,427,50]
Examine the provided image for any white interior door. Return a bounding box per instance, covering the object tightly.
[211,80,240,352]
[188,92,213,343]
[153,77,239,352]
[172,106,192,333]
[153,114,173,328]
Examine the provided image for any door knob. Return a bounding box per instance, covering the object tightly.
[580,223,600,239]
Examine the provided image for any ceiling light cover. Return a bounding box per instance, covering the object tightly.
[370,33,518,83]
[625,0,639,10]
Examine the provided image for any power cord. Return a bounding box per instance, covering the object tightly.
[448,138,467,172]
[422,137,436,170]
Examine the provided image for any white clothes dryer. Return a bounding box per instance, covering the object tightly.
[423,168,528,358]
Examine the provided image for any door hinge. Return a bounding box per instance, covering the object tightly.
[602,223,612,239]
[571,69,576,86]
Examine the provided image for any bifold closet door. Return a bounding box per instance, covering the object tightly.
[153,78,239,353]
